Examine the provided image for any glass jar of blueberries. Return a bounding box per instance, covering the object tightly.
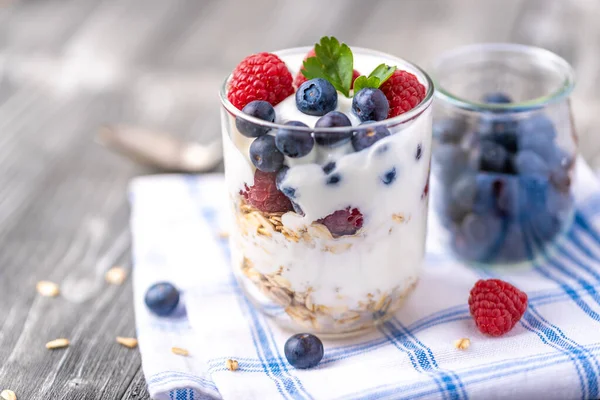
[431,44,577,265]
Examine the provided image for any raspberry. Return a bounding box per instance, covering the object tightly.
[380,70,426,118]
[317,207,363,237]
[468,279,528,336]
[227,53,294,110]
[240,170,293,213]
[294,49,360,88]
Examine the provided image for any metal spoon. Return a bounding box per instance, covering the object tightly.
[97,125,223,173]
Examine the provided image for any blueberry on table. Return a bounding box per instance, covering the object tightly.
[314,111,353,147]
[352,88,390,122]
[479,139,509,173]
[296,78,337,116]
[433,117,468,144]
[351,122,390,152]
[482,92,513,104]
[284,333,324,369]
[275,121,314,158]
[249,135,284,173]
[235,100,276,138]
[145,282,180,316]
[513,150,550,176]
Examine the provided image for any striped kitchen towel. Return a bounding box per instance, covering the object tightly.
[130,158,600,400]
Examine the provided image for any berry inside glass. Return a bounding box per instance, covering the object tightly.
[431,43,577,266]
[219,37,433,336]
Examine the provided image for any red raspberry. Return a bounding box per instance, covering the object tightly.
[317,207,364,237]
[240,170,293,213]
[227,52,294,110]
[294,49,360,88]
[468,279,528,337]
[380,70,426,118]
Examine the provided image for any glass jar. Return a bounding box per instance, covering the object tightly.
[430,44,577,266]
[219,47,434,336]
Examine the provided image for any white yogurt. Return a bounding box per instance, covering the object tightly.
[222,48,432,330]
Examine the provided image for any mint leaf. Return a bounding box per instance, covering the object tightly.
[353,76,380,94]
[301,36,354,97]
[368,64,396,85]
[352,64,397,94]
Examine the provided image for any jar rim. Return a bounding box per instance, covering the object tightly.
[219,46,434,133]
[431,43,576,113]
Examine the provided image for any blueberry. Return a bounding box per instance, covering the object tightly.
[495,222,528,263]
[490,132,518,153]
[145,282,180,316]
[235,100,276,138]
[276,166,296,198]
[275,121,314,158]
[380,167,397,185]
[296,78,337,116]
[434,117,468,144]
[479,139,509,173]
[284,333,324,369]
[479,114,518,138]
[451,174,477,210]
[416,144,423,160]
[352,88,389,122]
[249,135,284,172]
[546,185,573,215]
[472,173,501,214]
[529,210,562,242]
[352,122,390,151]
[453,213,504,262]
[322,162,336,174]
[433,144,470,184]
[519,175,550,216]
[314,111,353,147]
[482,92,512,104]
[513,150,549,176]
[495,175,521,218]
[326,174,341,185]
[517,115,557,161]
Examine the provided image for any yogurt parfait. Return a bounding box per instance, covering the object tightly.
[219,37,433,335]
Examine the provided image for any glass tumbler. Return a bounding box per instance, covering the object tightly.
[431,44,577,266]
[219,47,434,335]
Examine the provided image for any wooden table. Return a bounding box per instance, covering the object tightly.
[0,0,599,398]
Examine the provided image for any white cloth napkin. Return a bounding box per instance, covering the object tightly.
[130,159,600,400]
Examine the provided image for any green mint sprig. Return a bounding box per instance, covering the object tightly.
[353,64,396,94]
[301,36,396,97]
[301,36,354,97]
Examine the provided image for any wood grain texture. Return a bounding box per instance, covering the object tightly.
[0,0,597,399]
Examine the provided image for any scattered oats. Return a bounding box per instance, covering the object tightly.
[218,231,229,239]
[116,337,138,348]
[454,338,471,350]
[36,281,60,297]
[105,267,127,285]
[392,213,405,223]
[226,359,239,371]
[171,347,189,356]
[1,390,16,400]
[46,338,69,350]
